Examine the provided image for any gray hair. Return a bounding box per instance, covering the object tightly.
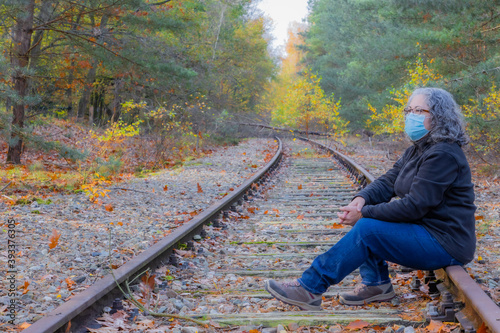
[408,87,469,146]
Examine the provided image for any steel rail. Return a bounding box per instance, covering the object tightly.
[22,138,283,333]
[300,138,375,186]
[304,137,500,333]
[436,266,500,333]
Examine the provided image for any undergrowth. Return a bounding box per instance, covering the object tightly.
[0,116,214,205]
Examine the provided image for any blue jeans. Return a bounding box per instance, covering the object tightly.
[298,218,462,294]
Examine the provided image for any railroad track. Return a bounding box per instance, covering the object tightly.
[22,138,500,333]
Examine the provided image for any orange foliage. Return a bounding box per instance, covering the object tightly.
[345,320,370,330]
[48,229,61,250]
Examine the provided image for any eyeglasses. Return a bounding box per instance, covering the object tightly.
[403,106,431,116]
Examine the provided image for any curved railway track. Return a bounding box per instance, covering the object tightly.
[22,138,500,333]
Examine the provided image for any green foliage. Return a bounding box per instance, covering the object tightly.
[14,197,52,206]
[25,131,89,162]
[92,155,124,178]
[463,83,500,160]
[304,0,500,129]
[300,0,500,160]
[0,0,276,163]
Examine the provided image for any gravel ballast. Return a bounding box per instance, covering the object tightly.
[0,138,277,329]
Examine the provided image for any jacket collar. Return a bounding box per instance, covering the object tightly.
[413,135,433,153]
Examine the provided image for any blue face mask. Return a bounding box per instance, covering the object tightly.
[405,113,429,141]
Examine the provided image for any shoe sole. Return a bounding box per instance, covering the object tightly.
[265,280,322,311]
[338,290,396,306]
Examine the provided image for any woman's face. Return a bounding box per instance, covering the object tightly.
[408,94,432,130]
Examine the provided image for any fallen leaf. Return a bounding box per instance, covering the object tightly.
[65,321,71,333]
[49,229,61,250]
[65,278,76,291]
[175,249,194,257]
[20,280,30,294]
[163,185,168,191]
[477,323,487,333]
[346,319,370,330]
[197,183,203,193]
[105,204,113,212]
[298,184,302,190]
[19,322,31,329]
[297,214,304,220]
[426,320,444,333]
[327,223,344,229]
[140,272,156,298]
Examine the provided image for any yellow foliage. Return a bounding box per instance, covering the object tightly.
[268,70,348,138]
[463,83,500,153]
[81,173,111,203]
[94,120,142,143]
[367,55,442,135]
[260,24,347,139]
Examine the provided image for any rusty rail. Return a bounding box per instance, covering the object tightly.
[22,138,283,333]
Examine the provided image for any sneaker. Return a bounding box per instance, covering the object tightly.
[339,282,395,306]
[265,279,322,311]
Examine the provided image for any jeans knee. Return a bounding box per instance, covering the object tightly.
[351,218,385,239]
[355,218,371,228]
[353,218,375,234]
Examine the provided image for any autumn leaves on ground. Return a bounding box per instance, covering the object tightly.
[0,116,207,207]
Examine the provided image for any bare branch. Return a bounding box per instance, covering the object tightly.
[445,66,500,83]
[36,26,143,67]
[0,182,12,192]
[32,0,123,31]
[148,0,173,6]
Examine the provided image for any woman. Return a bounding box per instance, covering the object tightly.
[265,87,476,309]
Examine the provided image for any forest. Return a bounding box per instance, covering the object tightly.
[264,0,500,163]
[1,0,499,194]
[0,0,275,164]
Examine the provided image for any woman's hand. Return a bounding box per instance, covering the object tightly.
[337,196,365,226]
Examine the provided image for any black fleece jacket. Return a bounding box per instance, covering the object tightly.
[357,139,476,264]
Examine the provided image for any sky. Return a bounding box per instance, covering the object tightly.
[256,0,309,48]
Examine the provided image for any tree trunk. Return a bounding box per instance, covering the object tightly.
[77,62,97,120]
[76,13,109,122]
[66,63,75,118]
[88,105,94,126]
[7,0,35,164]
[111,78,124,122]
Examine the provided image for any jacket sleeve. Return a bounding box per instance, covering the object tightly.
[361,149,459,222]
[356,154,405,205]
